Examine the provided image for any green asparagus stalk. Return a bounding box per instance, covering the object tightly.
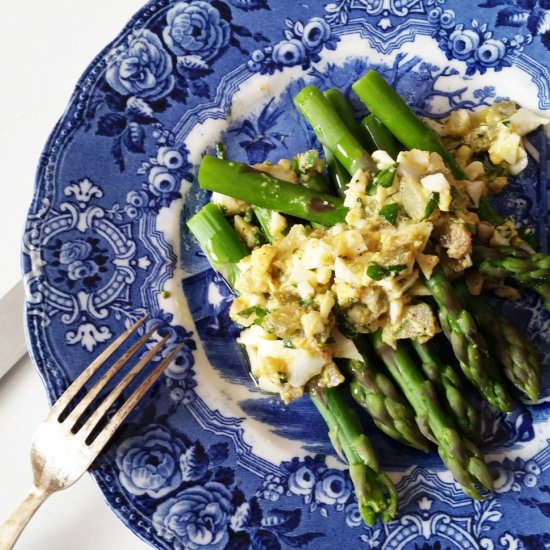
[455,281,540,402]
[359,115,401,160]
[198,156,348,226]
[294,85,376,175]
[323,88,364,144]
[352,70,465,180]
[425,268,514,412]
[310,385,398,524]
[214,140,277,242]
[411,339,479,441]
[474,245,550,285]
[477,198,548,310]
[187,203,249,287]
[345,357,430,452]
[321,89,364,197]
[252,206,278,242]
[371,331,493,499]
[324,147,351,198]
[321,88,377,198]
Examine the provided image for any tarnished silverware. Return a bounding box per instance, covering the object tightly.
[0,315,183,549]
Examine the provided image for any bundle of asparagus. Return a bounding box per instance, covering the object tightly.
[188,70,548,525]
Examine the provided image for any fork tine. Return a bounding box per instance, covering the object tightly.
[63,323,160,430]
[88,343,185,454]
[76,334,171,442]
[47,315,149,420]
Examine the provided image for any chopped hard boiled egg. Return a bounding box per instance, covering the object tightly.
[225,100,548,404]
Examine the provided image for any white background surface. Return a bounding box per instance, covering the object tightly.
[0,1,151,548]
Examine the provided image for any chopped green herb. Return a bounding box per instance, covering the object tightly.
[325,336,336,344]
[379,203,400,226]
[450,186,459,199]
[367,165,397,195]
[367,262,406,281]
[366,263,386,281]
[300,299,314,307]
[283,339,296,349]
[375,165,397,188]
[502,120,511,127]
[238,306,268,325]
[421,192,440,220]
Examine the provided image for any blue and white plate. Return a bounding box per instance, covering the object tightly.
[23,1,550,548]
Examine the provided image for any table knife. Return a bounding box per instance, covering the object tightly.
[0,280,27,380]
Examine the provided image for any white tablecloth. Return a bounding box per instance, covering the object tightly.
[0,2,151,548]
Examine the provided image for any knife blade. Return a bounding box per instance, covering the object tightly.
[0,280,27,380]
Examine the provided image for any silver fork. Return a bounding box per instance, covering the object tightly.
[0,315,183,550]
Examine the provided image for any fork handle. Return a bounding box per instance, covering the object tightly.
[0,484,50,550]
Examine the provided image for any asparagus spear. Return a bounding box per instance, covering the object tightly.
[455,281,540,402]
[187,203,397,525]
[411,339,479,441]
[370,331,493,499]
[293,85,376,175]
[320,89,367,197]
[198,156,348,226]
[324,147,351,198]
[352,70,465,180]
[425,268,514,412]
[345,356,430,452]
[477,198,549,310]
[310,385,398,524]
[474,245,550,285]
[359,115,401,160]
[187,203,249,287]
[322,88,364,144]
